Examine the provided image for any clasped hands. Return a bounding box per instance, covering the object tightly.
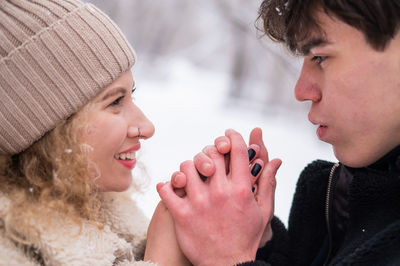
[145,128,281,266]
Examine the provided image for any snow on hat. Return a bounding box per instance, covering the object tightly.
[0,0,136,155]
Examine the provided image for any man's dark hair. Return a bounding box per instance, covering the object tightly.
[258,0,400,54]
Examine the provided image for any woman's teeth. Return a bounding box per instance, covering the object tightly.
[114,152,135,160]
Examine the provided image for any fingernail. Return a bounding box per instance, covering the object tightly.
[252,186,255,192]
[156,182,165,192]
[173,174,179,185]
[203,163,212,171]
[251,163,262,177]
[217,141,228,150]
[248,148,256,161]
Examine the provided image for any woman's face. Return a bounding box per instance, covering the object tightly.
[79,70,154,192]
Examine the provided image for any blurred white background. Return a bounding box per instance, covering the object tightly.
[85,0,336,225]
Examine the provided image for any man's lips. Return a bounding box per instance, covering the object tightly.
[308,113,321,126]
[308,114,329,139]
[317,125,328,139]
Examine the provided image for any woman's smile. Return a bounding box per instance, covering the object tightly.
[114,143,141,170]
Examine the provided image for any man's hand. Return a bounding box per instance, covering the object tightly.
[157,129,281,265]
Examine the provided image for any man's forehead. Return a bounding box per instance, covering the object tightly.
[295,9,333,55]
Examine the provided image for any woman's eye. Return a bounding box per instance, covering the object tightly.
[131,86,136,101]
[110,96,124,106]
[311,55,327,65]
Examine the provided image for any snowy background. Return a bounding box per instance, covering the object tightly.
[85,0,337,225]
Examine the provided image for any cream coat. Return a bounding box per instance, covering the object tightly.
[0,191,157,266]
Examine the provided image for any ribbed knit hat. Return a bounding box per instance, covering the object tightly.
[0,0,136,155]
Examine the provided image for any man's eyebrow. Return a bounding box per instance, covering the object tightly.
[101,87,127,102]
[299,37,330,55]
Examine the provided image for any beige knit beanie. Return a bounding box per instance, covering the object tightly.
[0,0,136,155]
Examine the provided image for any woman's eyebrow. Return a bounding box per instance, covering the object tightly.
[101,87,127,102]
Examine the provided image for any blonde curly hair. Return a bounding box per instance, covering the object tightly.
[0,97,149,246]
[1,105,104,244]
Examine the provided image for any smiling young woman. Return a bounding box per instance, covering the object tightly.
[0,0,185,265]
[77,70,154,193]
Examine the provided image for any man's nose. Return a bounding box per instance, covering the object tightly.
[294,60,322,102]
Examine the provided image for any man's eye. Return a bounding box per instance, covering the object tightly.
[110,96,124,106]
[311,55,327,65]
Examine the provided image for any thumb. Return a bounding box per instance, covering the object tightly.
[255,159,282,220]
[249,128,269,163]
[157,182,184,217]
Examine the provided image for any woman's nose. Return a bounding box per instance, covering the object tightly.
[294,60,322,102]
[138,114,155,140]
[127,107,155,140]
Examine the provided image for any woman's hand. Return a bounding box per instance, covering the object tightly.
[157,129,281,265]
[144,201,191,266]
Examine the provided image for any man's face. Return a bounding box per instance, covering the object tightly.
[294,11,400,167]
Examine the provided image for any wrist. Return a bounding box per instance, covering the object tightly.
[197,251,256,266]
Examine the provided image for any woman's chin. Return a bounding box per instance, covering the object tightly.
[96,175,133,192]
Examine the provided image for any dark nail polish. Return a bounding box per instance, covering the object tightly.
[252,186,255,192]
[251,163,262,177]
[248,148,256,161]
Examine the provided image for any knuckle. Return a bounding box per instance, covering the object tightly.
[192,193,206,207]
[193,152,205,163]
[235,185,251,200]
[176,204,190,220]
[202,145,213,153]
[204,145,220,158]
[212,186,229,202]
[180,160,194,171]
[269,176,277,189]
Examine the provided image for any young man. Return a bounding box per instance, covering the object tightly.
[157,1,400,265]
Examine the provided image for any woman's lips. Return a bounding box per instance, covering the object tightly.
[115,143,140,170]
[119,143,141,153]
[118,159,136,169]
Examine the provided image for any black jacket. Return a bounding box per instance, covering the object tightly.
[241,149,400,266]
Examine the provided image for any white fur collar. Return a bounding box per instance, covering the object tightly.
[0,191,156,265]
